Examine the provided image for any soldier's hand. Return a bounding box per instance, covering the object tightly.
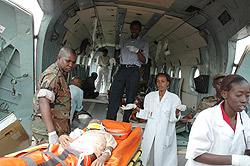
[48,131,59,144]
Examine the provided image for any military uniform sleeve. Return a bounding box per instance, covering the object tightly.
[37,73,58,103]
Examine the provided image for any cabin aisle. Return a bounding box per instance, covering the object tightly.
[72,93,147,130]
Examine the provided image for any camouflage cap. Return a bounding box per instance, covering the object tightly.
[213,73,226,82]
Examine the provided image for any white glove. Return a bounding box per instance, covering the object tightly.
[164,50,170,56]
[176,104,187,112]
[126,46,139,53]
[109,58,116,65]
[121,104,137,110]
[232,154,250,166]
[48,131,59,144]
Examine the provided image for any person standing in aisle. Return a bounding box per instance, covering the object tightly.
[106,20,149,122]
[31,47,76,145]
[96,48,110,93]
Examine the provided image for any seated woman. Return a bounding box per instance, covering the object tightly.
[185,74,250,166]
[59,119,117,166]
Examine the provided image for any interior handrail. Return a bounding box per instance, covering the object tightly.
[234,45,250,74]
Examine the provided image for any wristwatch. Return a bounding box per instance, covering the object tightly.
[137,49,142,53]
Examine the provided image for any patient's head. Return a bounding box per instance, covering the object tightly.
[89,119,102,125]
[87,119,106,131]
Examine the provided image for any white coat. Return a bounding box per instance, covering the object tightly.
[136,90,181,166]
[97,55,110,73]
[185,103,250,166]
[96,55,110,92]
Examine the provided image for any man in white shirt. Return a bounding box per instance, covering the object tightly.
[96,48,110,93]
[69,76,83,125]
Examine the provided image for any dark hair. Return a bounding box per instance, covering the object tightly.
[220,74,248,92]
[91,72,97,77]
[103,48,108,53]
[155,73,172,85]
[130,20,142,30]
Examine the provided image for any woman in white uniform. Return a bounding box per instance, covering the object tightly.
[96,48,110,93]
[185,74,250,166]
[136,73,183,166]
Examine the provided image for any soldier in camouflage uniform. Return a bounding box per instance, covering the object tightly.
[197,73,226,113]
[31,47,76,145]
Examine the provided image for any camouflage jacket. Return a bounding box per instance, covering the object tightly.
[197,95,220,113]
[33,62,71,135]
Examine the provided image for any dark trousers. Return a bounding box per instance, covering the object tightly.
[106,67,140,122]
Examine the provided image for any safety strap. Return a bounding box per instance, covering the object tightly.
[43,151,67,166]
[110,132,129,136]
[20,156,37,166]
[38,149,80,166]
[20,146,81,166]
[67,149,80,158]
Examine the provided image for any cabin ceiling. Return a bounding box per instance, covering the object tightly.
[54,0,224,59]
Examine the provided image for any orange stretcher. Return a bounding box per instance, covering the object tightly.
[0,119,143,166]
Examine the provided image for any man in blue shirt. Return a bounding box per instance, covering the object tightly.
[106,20,149,122]
[69,76,83,125]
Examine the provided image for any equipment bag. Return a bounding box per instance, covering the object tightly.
[102,120,132,144]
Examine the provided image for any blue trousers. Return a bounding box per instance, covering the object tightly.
[106,66,140,122]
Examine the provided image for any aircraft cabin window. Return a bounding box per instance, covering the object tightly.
[170,70,174,77]
[189,67,200,92]
[175,67,181,78]
[194,68,200,78]
[167,67,174,77]
[231,35,250,74]
[11,0,43,36]
[179,70,182,78]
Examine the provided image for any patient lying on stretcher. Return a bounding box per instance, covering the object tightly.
[59,119,117,166]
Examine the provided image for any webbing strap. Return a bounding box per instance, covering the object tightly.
[19,147,80,166]
[21,156,37,166]
[66,149,80,158]
[43,151,67,166]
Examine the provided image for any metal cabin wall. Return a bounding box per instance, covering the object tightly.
[37,0,67,79]
[195,0,250,105]
[202,0,250,75]
[36,0,55,82]
[0,0,34,135]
